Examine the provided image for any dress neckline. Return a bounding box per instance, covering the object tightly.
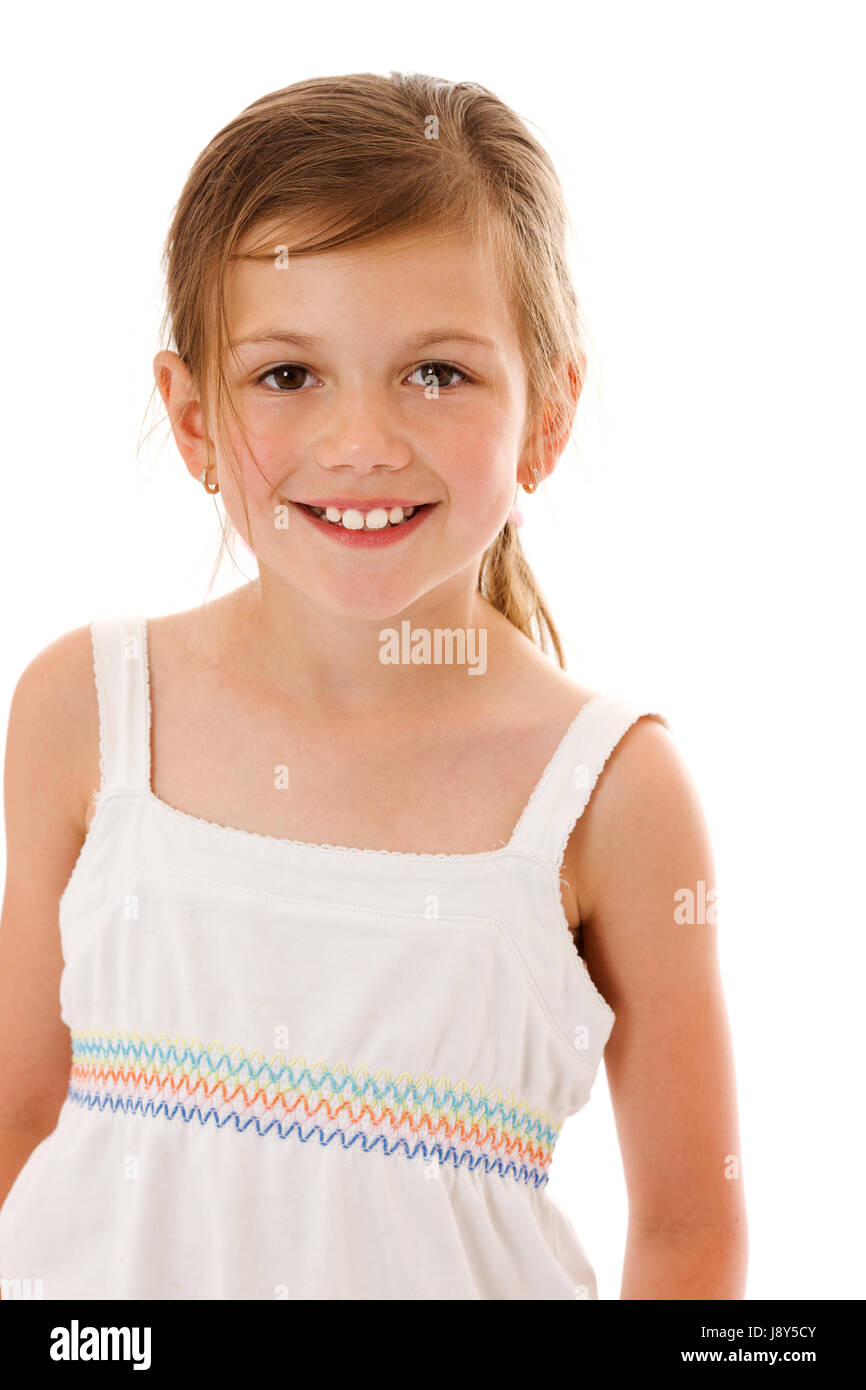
[139,615,605,864]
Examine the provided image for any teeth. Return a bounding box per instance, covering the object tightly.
[308,504,419,530]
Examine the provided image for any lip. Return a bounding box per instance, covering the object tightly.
[295,497,434,509]
[289,499,437,548]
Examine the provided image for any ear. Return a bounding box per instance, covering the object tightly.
[153,349,212,484]
[517,357,583,489]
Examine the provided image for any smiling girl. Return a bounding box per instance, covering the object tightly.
[0,72,746,1300]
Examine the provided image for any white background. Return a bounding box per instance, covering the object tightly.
[0,0,863,1299]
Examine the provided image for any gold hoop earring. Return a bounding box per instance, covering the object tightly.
[522,466,541,495]
[200,466,220,495]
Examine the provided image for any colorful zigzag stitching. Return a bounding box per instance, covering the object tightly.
[67,1029,561,1188]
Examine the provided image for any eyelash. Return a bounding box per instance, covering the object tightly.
[253,359,473,393]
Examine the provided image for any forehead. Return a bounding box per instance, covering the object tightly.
[224,220,517,346]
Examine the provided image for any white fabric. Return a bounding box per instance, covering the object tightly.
[0,613,668,1300]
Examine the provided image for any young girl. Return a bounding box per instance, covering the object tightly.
[0,72,746,1300]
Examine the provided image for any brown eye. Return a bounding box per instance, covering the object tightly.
[409,360,470,389]
[256,364,314,391]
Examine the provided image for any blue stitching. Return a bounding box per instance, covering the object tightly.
[67,1087,551,1188]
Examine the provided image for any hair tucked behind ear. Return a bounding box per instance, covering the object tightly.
[147,71,599,669]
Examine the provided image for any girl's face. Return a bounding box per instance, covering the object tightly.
[211,223,535,620]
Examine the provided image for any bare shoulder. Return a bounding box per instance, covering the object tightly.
[559,714,746,1246]
[6,623,101,837]
[494,630,602,736]
[564,712,704,931]
[11,621,98,714]
[144,588,254,674]
[0,624,105,1133]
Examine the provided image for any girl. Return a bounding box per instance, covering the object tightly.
[0,72,746,1300]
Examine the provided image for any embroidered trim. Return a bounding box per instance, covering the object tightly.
[68,1030,561,1188]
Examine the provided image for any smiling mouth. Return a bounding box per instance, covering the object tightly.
[296,502,433,532]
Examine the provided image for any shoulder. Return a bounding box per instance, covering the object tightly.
[565,707,715,954]
[6,623,101,835]
[9,621,98,723]
[563,712,743,1243]
[493,628,602,735]
[144,590,252,674]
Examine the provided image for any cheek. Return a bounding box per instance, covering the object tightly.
[445,431,516,532]
[217,427,291,503]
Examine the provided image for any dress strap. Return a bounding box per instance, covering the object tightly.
[508,692,671,863]
[89,614,150,793]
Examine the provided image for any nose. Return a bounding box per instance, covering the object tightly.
[312,385,412,475]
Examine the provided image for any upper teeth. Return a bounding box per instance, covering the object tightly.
[309,505,417,530]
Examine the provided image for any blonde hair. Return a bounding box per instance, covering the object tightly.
[149,72,597,668]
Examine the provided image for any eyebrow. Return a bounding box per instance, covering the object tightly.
[229,328,498,352]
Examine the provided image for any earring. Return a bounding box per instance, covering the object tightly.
[522,466,541,495]
[200,466,220,494]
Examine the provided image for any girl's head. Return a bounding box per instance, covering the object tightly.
[152,72,593,666]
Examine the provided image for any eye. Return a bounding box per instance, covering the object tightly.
[255,363,318,392]
[406,360,471,389]
[253,359,473,393]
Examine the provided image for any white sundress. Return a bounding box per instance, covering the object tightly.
[0,613,668,1300]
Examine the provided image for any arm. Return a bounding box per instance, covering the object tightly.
[0,626,99,1213]
[565,716,748,1299]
